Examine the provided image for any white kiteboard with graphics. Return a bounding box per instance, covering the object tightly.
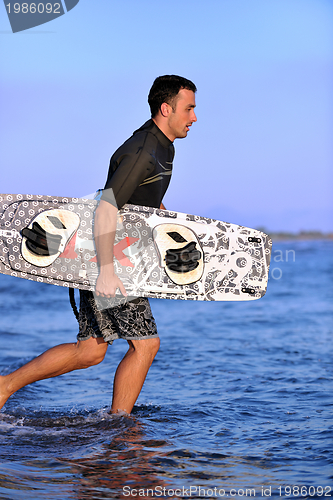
[0,193,272,301]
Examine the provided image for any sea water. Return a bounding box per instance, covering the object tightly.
[0,240,332,499]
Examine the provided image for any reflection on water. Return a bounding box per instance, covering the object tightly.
[57,414,170,499]
[0,409,169,498]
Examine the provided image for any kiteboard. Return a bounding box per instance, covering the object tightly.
[0,193,272,301]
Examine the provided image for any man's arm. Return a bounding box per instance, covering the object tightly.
[160,202,166,210]
[94,200,127,297]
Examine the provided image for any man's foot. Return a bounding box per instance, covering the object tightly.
[110,408,129,415]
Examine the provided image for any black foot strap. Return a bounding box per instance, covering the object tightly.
[21,222,62,256]
[165,241,201,273]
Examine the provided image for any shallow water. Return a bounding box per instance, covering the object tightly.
[0,240,332,499]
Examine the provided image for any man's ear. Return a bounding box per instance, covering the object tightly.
[160,102,171,117]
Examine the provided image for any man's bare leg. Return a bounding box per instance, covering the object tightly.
[0,337,108,410]
[111,337,160,414]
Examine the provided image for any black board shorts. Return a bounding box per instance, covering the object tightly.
[77,290,158,345]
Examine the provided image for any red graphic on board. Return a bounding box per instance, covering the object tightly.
[59,233,78,259]
[113,237,139,267]
[59,234,139,267]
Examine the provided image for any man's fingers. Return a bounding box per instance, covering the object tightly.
[118,282,127,297]
[95,283,127,298]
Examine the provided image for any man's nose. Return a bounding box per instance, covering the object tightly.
[191,110,197,122]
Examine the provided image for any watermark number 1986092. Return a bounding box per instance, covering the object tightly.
[3,0,80,33]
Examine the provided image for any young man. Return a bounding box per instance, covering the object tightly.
[0,75,197,414]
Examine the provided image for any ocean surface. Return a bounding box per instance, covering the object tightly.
[0,240,332,499]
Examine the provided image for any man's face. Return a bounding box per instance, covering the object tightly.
[167,88,197,141]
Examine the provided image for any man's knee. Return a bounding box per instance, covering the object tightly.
[147,337,160,356]
[130,337,160,358]
[76,337,108,367]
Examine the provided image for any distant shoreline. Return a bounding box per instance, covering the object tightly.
[264,231,333,242]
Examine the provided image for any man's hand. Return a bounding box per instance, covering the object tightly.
[95,267,127,298]
[94,200,127,298]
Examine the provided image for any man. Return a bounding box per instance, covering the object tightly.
[0,75,197,414]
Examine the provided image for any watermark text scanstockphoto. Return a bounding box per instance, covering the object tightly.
[122,484,332,497]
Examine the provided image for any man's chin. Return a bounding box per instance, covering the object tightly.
[175,129,188,139]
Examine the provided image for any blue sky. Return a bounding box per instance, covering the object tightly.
[1,0,332,232]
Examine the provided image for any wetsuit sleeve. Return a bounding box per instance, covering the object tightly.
[101,147,155,209]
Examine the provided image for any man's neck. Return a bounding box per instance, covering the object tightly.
[152,117,175,143]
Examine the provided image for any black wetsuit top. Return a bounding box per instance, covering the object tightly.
[101,120,175,209]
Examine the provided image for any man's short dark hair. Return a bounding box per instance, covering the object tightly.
[148,75,197,118]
